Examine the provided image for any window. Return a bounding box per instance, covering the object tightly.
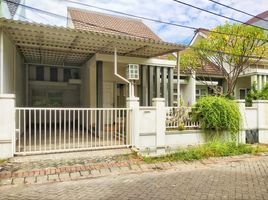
[239,89,250,99]
[50,67,58,82]
[36,66,44,81]
[63,68,80,82]
[196,88,208,99]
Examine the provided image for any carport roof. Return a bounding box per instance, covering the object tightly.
[0,18,186,66]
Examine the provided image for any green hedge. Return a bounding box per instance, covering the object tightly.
[191,96,241,135]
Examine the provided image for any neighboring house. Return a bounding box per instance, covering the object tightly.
[177,11,268,104]
[173,28,225,106]
[0,7,185,108]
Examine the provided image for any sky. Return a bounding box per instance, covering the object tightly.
[21,0,268,45]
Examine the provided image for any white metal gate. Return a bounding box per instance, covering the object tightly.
[15,107,131,155]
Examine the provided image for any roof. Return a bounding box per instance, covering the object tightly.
[6,0,20,18]
[245,10,268,25]
[180,64,224,77]
[0,18,185,66]
[68,7,161,41]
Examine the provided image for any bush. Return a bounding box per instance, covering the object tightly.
[191,96,241,136]
[246,82,268,106]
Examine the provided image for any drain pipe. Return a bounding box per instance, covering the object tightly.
[114,47,133,97]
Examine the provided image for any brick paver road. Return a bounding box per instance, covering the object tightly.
[1,157,268,200]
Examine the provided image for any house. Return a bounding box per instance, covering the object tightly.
[0,6,186,157]
[0,7,185,109]
[176,11,268,104]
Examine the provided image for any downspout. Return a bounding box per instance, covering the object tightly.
[114,47,133,97]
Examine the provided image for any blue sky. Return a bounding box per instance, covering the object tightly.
[22,0,268,44]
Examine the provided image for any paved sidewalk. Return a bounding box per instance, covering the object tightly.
[0,155,268,199]
[1,151,268,187]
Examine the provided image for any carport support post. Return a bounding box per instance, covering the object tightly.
[0,94,15,158]
[153,98,166,155]
[127,97,140,148]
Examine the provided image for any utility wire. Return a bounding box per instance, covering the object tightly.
[208,0,268,23]
[3,0,267,59]
[63,0,268,42]
[4,0,268,42]
[172,0,268,32]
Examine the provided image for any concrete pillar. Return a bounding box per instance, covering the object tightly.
[154,67,160,98]
[140,65,148,106]
[252,100,268,144]
[251,75,257,86]
[58,68,64,82]
[161,67,168,105]
[0,94,15,158]
[148,66,154,106]
[176,52,181,107]
[127,97,140,147]
[168,68,174,106]
[263,75,267,87]
[96,61,103,108]
[185,72,196,106]
[258,75,262,90]
[236,100,246,144]
[152,98,166,155]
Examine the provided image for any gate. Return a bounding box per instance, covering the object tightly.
[15,107,131,155]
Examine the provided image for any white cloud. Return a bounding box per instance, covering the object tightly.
[21,0,268,44]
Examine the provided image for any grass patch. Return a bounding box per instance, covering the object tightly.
[142,141,268,163]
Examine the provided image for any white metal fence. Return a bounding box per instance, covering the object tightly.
[15,107,131,155]
[165,107,200,130]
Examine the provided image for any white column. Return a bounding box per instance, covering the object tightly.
[176,51,180,107]
[263,75,267,87]
[236,100,246,144]
[251,75,257,86]
[127,97,140,148]
[252,100,268,144]
[152,98,166,155]
[185,71,196,106]
[258,75,262,90]
[0,94,15,158]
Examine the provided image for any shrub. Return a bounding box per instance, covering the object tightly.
[246,82,268,106]
[191,96,241,136]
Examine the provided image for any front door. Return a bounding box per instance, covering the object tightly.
[103,82,114,107]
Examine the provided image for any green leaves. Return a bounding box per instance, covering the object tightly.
[192,96,241,135]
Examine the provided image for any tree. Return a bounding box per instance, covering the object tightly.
[181,23,268,97]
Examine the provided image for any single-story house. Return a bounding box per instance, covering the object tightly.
[0,7,186,109]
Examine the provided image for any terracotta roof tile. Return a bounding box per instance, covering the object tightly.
[245,10,268,25]
[180,63,224,77]
[68,7,161,41]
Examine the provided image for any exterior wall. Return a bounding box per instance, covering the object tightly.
[0,31,25,106]
[234,76,251,99]
[28,65,80,107]
[2,31,14,94]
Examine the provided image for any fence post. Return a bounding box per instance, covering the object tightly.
[253,100,268,143]
[236,100,246,144]
[0,94,15,158]
[152,98,166,155]
[127,97,139,148]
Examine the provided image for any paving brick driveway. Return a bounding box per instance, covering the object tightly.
[1,156,268,200]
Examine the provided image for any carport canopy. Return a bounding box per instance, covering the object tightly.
[0,18,186,66]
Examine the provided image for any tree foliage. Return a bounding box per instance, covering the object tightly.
[181,22,268,97]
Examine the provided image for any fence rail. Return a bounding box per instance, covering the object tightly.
[15,107,131,155]
[165,107,200,130]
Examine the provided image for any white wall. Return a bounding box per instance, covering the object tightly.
[0,31,25,106]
